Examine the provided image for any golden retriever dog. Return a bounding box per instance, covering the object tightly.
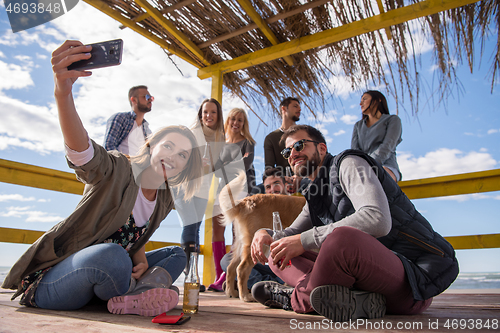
[218,172,306,302]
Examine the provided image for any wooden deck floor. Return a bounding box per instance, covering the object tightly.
[1,288,499,332]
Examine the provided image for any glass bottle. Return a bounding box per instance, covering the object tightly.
[263,211,285,257]
[272,211,285,240]
[272,211,291,267]
[183,252,200,314]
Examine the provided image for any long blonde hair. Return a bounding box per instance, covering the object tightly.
[130,125,202,200]
[224,108,256,144]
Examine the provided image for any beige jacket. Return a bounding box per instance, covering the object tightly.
[2,140,174,298]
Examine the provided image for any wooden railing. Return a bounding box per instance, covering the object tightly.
[1,158,500,284]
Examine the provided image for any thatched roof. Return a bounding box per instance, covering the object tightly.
[84,0,499,117]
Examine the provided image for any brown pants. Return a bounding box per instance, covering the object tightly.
[269,226,432,314]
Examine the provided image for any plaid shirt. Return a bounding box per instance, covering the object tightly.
[104,111,151,151]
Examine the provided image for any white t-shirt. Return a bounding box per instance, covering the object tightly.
[118,121,146,156]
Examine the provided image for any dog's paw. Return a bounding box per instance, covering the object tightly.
[225,287,239,298]
[242,294,256,302]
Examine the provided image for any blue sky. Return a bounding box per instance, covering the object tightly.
[0,2,499,275]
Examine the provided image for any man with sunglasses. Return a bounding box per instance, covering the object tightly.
[104,85,154,155]
[250,125,458,323]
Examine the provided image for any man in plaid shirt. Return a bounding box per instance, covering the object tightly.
[104,85,154,155]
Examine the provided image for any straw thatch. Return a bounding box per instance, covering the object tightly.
[94,0,500,117]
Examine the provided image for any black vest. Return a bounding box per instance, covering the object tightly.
[302,150,459,301]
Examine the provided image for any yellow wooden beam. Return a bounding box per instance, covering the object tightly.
[119,0,197,28]
[236,0,294,66]
[0,227,232,257]
[0,158,84,195]
[134,0,211,66]
[445,233,500,250]
[375,0,393,40]
[2,226,499,252]
[83,0,202,69]
[0,227,44,245]
[197,0,331,49]
[198,0,481,78]
[399,169,500,200]
[211,70,223,104]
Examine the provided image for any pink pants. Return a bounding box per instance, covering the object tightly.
[269,226,432,314]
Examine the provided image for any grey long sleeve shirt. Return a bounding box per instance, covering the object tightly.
[274,155,392,250]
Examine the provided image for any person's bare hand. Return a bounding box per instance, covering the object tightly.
[51,40,92,97]
[131,262,149,280]
[251,229,274,264]
[270,234,304,270]
[285,175,302,194]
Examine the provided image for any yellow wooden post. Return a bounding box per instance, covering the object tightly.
[201,70,224,286]
[211,70,223,104]
[202,175,219,286]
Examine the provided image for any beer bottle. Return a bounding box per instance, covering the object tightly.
[183,252,200,314]
[272,211,285,240]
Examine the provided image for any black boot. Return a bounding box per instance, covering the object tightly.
[181,242,206,292]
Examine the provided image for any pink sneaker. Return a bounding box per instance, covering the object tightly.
[107,288,178,316]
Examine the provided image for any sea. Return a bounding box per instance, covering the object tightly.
[0,267,499,290]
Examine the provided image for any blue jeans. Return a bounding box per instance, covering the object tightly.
[34,243,186,310]
[177,196,208,246]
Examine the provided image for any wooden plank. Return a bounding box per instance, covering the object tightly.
[236,0,294,66]
[83,0,203,68]
[197,0,331,49]
[211,70,223,104]
[2,225,499,252]
[399,169,500,199]
[0,227,44,245]
[198,0,481,78]
[134,0,211,66]
[120,0,198,26]
[0,158,84,195]
[445,233,500,250]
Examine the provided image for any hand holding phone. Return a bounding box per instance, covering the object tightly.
[68,39,123,71]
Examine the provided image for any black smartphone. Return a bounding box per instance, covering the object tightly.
[68,39,123,71]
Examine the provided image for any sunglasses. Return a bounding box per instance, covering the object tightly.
[141,94,154,102]
[281,139,320,159]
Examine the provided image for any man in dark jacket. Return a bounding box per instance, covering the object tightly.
[250,125,458,322]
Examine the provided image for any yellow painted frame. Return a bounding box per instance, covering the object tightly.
[198,0,481,78]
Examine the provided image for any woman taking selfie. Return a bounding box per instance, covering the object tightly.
[2,40,202,316]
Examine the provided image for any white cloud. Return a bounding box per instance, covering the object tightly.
[399,148,498,181]
[0,95,62,153]
[0,194,36,202]
[0,60,34,90]
[436,193,494,202]
[340,114,358,125]
[0,206,63,223]
[487,129,499,134]
[333,130,346,136]
[309,112,337,123]
[0,2,216,153]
